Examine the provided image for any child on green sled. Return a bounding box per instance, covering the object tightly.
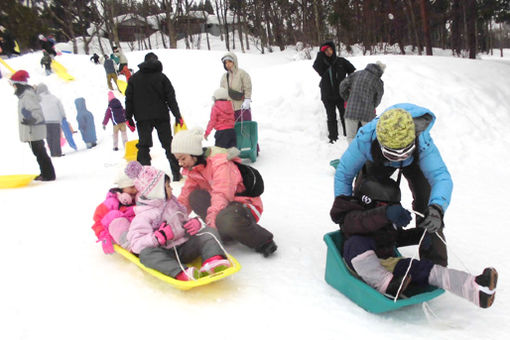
[330,176,498,308]
[125,161,231,281]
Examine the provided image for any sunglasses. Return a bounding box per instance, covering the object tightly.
[380,143,416,162]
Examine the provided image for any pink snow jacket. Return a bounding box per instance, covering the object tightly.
[178,152,263,228]
[128,196,189,254]
[204,100,235,139]
[92,190,135,239]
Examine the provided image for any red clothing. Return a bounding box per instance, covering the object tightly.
[91,191,135,239]
[204,100,235,139]
[178,153,263,228]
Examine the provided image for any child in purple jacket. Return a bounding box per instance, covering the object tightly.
[125,161,231,281]
[102,91,128,151]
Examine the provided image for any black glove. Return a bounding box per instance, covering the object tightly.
[21,117,36,125]
[418,204,444,233]
[385,204,412,228]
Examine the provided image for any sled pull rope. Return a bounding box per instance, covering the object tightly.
[412,210,471,274]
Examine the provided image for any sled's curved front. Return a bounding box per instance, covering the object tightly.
[0,174,37,189]
[113,244,241,290]
[323,230,444,313]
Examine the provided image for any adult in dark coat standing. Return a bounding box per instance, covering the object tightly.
[313,41,355,143]
[125,52,183,182]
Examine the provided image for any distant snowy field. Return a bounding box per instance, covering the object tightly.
[1,37,510,340]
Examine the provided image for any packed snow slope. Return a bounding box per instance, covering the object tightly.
[1,46,510,340]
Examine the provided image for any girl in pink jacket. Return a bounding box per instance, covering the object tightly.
[125,161,230,280]
[172,128,277,257]
[204,88,237,149]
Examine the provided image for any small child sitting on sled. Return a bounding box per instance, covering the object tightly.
[204,88,237,149]
[92,167,138,253]
[125,161,231,281]
[330,176,498,308]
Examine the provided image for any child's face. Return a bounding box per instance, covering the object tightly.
[224,60,234,71]
[174,153,197,170]
[165,180,173,198]
[122,185,137,196]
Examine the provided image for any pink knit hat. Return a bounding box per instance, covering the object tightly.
[108,91,116,102]
[125,161,166,200]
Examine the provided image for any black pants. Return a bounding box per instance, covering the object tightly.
[29,140,55,180]
[188,189,273,250]
[46,123,62,157]
[359,160,448,267]
[215,129,237,149]
[136,119,180,178]
[322,98,346,141]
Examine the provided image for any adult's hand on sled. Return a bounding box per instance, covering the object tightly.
[97,230,115,254]
[418,205,444,233]
[183,218,202,236]
[386,204,412,228]
[154,222,175,245]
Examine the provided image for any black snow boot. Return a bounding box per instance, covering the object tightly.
[475,267,498,308]
[256,240,277,258]
[385,274,412,299]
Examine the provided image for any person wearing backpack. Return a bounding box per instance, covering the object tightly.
[172,128,277,257]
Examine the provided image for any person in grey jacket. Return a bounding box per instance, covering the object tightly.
[103,54,119,91]
[10,70,55,181]
[340,61,385,143]
[36,83,67,157]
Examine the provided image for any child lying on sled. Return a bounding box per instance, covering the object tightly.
[92,167,138,253]
[125,161,231,281]
[330,176,498,308]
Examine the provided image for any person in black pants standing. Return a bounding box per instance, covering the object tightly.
[313,41,355,143]
[125,52,183,181]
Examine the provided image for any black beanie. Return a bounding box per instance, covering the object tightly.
[144,52,158,62]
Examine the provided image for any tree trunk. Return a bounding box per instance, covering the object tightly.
[465,0,477,59]
[419,0,433,55]
[312,0,321,45]
[405,0,422,55]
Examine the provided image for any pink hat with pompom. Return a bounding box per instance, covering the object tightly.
[125,161,166,200]
[108,91,116,102]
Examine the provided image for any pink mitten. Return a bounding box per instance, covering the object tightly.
[97,230,114,254]
[154,222,175,245]
[183,218,202,236]
[116,192,133,205]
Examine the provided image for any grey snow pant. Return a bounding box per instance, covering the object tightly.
[189,189,273,250]
[138,226,225,278]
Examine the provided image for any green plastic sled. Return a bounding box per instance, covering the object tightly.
[235,121,258,163]
[323,230,444,313]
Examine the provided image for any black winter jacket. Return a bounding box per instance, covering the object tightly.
[125,60,181,122]
[313,42,355,102]
[330,195,422,258]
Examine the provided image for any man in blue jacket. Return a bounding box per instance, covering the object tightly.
[333,103,452,266]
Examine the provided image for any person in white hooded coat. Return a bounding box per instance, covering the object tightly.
[36,83,67,157]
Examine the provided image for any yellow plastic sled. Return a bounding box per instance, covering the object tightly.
[174,118,188,135]
[124,139,138,162]
[51,60,74,81]
[116,79,127,95]
[0,174,37,189]
[0,56,16,74]
[113,244,241,290]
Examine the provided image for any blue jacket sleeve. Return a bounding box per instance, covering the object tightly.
[418,134,453,212]
[334,138,369,197]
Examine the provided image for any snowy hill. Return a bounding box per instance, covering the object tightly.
[1,45,510,340]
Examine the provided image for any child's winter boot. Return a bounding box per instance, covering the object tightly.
[255,239,277,257]
[199,255,231,276]
[475,267,498,308]
[176,267,199,281]
[385,274,412,299]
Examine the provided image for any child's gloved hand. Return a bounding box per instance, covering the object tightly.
[154,222,174,245]
[386,204,412,228]
[97,230,115,254]
[102,125,106,130]
[183,218,202,236]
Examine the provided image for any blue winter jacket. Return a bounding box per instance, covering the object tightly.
[75,97,97,144]
[334,103,453,212]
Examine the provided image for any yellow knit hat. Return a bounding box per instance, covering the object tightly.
[376,108,415,149]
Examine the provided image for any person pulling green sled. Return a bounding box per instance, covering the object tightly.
[330,176,498,309]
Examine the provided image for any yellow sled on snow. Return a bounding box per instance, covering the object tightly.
[0,174,37,189]
[116,79,127,95]
[51,60,74,81]
[0,56,16,74]
[113,244,241,290]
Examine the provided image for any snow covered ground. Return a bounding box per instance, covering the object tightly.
[1,42,509,340]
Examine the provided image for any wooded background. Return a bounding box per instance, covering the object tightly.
[1,0,509,58]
